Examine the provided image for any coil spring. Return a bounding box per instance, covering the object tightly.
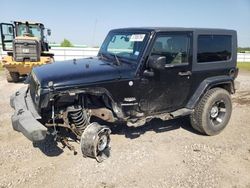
[68,108,89,132]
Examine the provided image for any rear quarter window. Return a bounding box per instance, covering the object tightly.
[197,35,232,63]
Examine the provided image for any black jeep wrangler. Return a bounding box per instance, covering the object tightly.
[10,27,238,161]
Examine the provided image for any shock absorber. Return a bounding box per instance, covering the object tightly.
[67,106,89,133]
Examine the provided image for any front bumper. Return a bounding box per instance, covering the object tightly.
[10,86,47,142]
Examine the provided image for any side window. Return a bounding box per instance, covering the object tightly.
[197,35,232,63]
[151,34,190,64]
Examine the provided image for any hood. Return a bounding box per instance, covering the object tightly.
[32,57,135,88]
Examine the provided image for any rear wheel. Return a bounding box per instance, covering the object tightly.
[190,88,232,136]
[5,70,19,83]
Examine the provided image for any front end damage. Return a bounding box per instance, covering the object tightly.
[10,86,113,162]
[10,87,47,141]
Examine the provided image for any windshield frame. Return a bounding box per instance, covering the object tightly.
[99,30,150,64]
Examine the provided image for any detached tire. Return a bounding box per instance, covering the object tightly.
[190,88,232,136]
[5,70,19,83]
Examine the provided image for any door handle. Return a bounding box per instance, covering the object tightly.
[178,71,192,76]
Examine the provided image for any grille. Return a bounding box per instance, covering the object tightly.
[13,39,41,62]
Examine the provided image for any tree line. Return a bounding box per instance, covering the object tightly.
[238,47,250,52]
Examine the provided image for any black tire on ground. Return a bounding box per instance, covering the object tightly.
[5,70,20,83]
[190,87,232,136]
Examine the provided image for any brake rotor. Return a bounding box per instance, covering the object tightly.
[80,122,111,162]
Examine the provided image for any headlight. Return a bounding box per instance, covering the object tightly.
[31,71,40,85]
[31,71,41,102]
[36,85,41,97]
[34,84,41,103]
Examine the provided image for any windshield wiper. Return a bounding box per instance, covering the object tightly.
[112,53,121,66]
[115,55,135,65]
[106,53,121,66]
[98,52,109,61]
[99,52,124,66]
[98,52,121,67]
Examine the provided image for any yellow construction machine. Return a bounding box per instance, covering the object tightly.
[0,21,54,82]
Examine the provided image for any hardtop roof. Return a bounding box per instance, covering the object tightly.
[14,21,44,26]
[110,27,236,33]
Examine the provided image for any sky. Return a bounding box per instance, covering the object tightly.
[1,0,250,47]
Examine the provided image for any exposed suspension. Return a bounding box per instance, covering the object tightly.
[67,106,89,133]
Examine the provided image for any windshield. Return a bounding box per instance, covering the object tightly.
[99,31,149,63]
[16,24,42,39]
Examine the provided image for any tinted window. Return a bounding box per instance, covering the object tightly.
[151,34,190,64]
[197,35,232,63]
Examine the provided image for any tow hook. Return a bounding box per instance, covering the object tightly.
[80,122,111,162]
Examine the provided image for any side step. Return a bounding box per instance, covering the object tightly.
[170,108,193,118]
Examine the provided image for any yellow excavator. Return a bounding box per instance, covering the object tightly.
[0,21,54,82]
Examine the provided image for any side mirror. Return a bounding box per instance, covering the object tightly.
[143,70,154,77]
[148,55,166,70]
[47,29,51,36]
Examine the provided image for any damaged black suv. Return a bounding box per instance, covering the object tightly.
[10,27,238,161]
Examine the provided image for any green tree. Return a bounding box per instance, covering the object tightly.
[238,47,250,52]
[60,39,74,47]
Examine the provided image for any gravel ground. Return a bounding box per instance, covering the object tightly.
[0,70,250,188]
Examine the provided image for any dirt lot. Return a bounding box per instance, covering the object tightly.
[0,71,250,188]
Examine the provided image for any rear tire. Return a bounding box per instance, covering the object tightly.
[190,88,232,136]
[5,70,19,83]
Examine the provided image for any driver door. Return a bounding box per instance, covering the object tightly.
[0,23,15,51]
[139,32,193,114]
